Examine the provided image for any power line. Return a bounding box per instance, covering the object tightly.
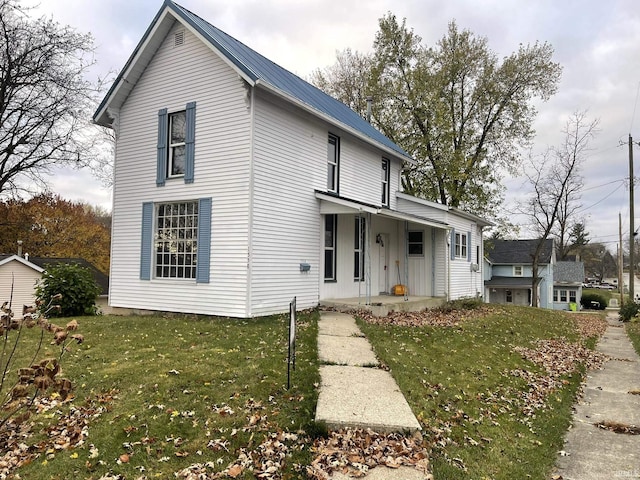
[576,182,625,214]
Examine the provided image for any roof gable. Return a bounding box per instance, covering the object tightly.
[94,0,410,161]
[0,255,44,273]
[486,238,554,265]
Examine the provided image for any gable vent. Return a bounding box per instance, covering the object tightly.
[174,31,185,47]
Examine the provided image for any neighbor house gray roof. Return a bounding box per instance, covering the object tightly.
[94,0,411,162]
[484,276,533,288]
[554,261,585,285]
[29,257,109,296]
[485,238,554,265]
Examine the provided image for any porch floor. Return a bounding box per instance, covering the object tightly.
[320,294,446,317]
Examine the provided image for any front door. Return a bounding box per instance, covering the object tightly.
[376,233,388,294]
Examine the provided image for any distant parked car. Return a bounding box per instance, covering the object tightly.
[598,284,615,290]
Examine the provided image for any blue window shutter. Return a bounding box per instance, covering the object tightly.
[157,108,168,186]
[450,228,456,260]
[185,102,196,184]
[140,202,153,280]
[196,197,212,283]
[467,230,472,262]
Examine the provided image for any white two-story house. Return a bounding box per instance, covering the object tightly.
[94,0,491,318]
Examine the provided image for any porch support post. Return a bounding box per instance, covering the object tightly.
[366,212,372,305]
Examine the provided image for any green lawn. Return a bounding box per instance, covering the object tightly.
[358,306,604,480]
[1,305,606,479]
[4,313,320,479]
[627,319,640,356]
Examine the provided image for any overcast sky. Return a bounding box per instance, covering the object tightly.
[28,0,640,248]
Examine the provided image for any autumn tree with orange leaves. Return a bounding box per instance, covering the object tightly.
[0,193,110,274]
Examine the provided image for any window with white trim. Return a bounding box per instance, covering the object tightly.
[569,290,577,303]
[324,214,337,282]
[381,158,390,206]
[327,134,339,193]
[455,232,468,259]
[513,265,523,276]
[408,231,424,256]
[155,201,198,279]
[354,217,365,281]
[168,110,186,177]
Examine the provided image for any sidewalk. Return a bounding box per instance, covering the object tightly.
[554,312,640,479]
[314,311,427,480]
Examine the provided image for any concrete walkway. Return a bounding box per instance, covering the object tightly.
[554,312,640,479]
[315,311,427,480]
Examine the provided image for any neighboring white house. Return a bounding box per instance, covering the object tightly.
[93,0,492,318]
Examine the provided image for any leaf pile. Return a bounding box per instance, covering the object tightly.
[595,421,640,435]
[357,305,494,328]
[572,313,608,339]
[0,390,116,478]
[306,428,432,479]
[512,339,608,416]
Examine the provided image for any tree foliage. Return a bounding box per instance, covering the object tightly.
[311,15,562,217]
[35,263,100,317]
[0,0,98,196]
[0,193,110,274]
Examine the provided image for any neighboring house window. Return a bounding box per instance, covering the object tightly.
[155,201,198,279]
[553,289,558,302]
[506,289,513,303]
[157,102,196,186]
[408,231,423,256]
[324,214,337,282]
[514,265,523,276]
[140,198,211,283]
[168,110,186,177]
[569,290,577,303]
[455,232,468,259]
[327,134,340,193]
[354,217,366,281]
[559,289,567,302]
[381,158,390,206]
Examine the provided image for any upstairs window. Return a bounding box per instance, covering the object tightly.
[168,111,186,177]
[157,102,196,186]
[327,134,340,193]
[381,158,390,206]
[513,265,523,276]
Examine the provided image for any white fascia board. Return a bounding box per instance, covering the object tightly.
[0,255,44,273]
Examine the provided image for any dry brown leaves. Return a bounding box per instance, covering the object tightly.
[0,390,116,478]
[572,313,608,339]
[595,421,640,435]
[306,429,433,479]
[512,339,608,416]
[358,306,494,328]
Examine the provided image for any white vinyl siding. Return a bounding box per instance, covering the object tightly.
[0,261,41,315]
[109,24,251,317]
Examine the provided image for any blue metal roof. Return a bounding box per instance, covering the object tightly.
[169,1,410,159]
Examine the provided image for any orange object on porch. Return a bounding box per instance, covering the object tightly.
[392,284,407,296]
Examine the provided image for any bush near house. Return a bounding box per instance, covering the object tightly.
[580,292,607,310]
[619,301,640,322]
[35,263,101,317]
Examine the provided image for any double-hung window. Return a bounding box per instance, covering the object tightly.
[455,232,468,259]
[514,265,523,276]
[408,231,423,256]
[324,214,337,282]
[157,102,196,186]
[354,217,365,281]
[168,111,186,177]
[327,134,339,193]
[381,158,390,206]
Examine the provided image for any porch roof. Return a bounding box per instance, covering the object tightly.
[484,276,533,288]
[315,192,449,230]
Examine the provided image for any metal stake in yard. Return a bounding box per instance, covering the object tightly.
[287,296,296,390]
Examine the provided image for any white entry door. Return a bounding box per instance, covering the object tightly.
[377,233,389,294]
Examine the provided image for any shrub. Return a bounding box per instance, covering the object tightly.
[580,292,607,310]
[35,263,101,317]
[437,297,485,313]
[619,301,640,322]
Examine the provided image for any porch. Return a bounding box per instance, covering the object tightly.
[320,294,447,317]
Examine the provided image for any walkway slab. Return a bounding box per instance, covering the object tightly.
[316,365,422,433]
[318,336,379,366]
[554,313,640,479]
[318,312,364,337]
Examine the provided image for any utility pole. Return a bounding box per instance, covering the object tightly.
[630,134,635,301]
[619,213,624,307]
